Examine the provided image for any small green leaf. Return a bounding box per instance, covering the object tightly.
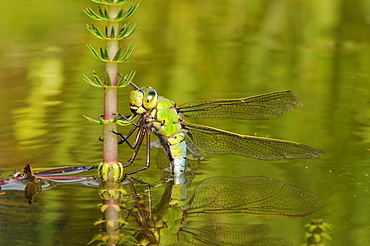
[322,222,334,231]
[117,114,137,126]
[117,44,135,62]
[87,233,104,245]
[118,22,137,39]
[85,3,139,20]
[92,72,105,86]
[113,47,122,61]
[105,72,112,87]
[84,115,114,125]
[92,0,132,6]
[322,232,332,241]
[87,23,137,41]
[104,26,109,38]
[104,48,109,60]
[99,47,106,60]
[119,23,130,36]
[98,6,107,19]
[86,24,106,39]
[116,8,124,19]
[109,26,115,38]
[117,3,140,20]
[313,234,321,243]
[84,115,104,124]
[117,120,133,126]
[118,70,136,87]
[304,232,311,240]
[83,73,104,87]
[84,7,105,21]
[87,44,105,61]
[112,113,120,123]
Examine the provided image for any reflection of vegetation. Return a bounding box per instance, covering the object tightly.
[303,219,333,246]
[12,47,64,146]
[116,175,324,245]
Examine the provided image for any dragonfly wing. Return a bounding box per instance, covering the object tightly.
[184,123,323,160]
[188,176,325,217]
[183,221,292,246]
[177,91,303,119]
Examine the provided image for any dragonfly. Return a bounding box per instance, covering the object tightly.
[116,84,324,180]
[118,176,324,245]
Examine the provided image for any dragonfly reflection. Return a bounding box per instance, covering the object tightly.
[120,176,325,245]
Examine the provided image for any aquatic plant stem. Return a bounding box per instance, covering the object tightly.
[105,4,120,86]
[85,1,139,244]
[103,5,120,246]
[103,5,120,166]
[103,121,118,165]
[103,76,118,167]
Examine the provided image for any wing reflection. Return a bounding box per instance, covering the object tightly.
[188,176,324,217]
[120,175,324,245]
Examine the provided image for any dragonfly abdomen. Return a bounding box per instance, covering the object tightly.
[148,97,187,183]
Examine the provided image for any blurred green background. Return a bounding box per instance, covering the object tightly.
[0,0,369,245]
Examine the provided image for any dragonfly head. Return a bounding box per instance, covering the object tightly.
[129,87,158,114]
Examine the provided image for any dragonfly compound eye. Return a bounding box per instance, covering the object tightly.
[129,89,146,114]
[142,87,158,111]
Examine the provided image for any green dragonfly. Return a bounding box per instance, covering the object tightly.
[116,85,323,179]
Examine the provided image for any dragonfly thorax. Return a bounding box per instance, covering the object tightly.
[129,87,158,114]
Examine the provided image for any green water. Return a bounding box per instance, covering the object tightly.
[0,0,369,245]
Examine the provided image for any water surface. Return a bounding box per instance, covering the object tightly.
[0,0,369,245]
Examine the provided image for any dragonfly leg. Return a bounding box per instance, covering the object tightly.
[113,123,140,148]
[127,130,151,175]
[117,113,128,120]
[122,129,146,169]
[100,127,135,144]
[113,131,134,148]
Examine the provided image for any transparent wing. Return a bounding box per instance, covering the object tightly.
[188,176,325,217]
[177,91,303,119]
[182,222,292,246]
[184,123,324,160]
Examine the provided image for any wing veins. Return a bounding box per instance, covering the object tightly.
[177,91,303,119]
[184,123,323,160]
